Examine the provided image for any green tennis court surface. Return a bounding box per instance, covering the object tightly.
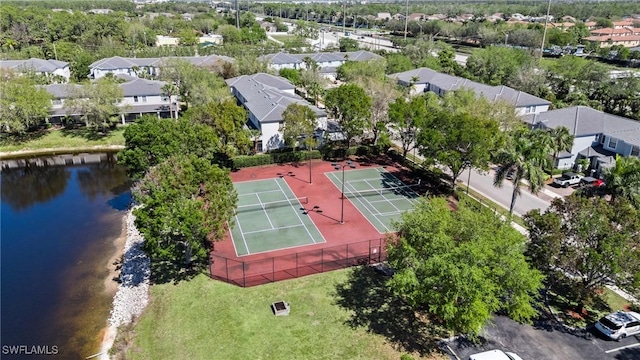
[326,167,420,233]
[231,178,325,256]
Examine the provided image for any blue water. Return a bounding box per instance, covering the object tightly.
[1,160,130,359]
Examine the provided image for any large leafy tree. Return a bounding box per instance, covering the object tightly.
[494,128,552,216]
[0,71,52,133]
[433,111,501,189]
[359,77,400,146]
[118,116,223,180]
[64,77,124,132]
[185,100,250,156]
[280,103,317,149]
[525,196,640,305]
[465,46,533,86]
[603,155,640,207]
[324,83,371,146]
[134,155,237,280]
[159,59,229,108]
[388,95,429,159]
[388,197,543,336]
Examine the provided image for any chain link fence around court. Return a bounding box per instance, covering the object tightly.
[209,238,388,287]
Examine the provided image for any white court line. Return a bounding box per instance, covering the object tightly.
[344,181,384,217]
[363,178,402,213]
[273,178,318,244]
[238,189,282,197]
[328,172,390,233]
[242,224,305,235]
[605,342,640,353]
[256,192,275,229]
[232,215,251,256]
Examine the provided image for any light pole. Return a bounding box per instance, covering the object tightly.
[332,160,356,224]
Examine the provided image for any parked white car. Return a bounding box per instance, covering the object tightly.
[469,349,523,360]
[595,311,640,341]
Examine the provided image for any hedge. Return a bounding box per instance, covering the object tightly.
[232,150,322,169]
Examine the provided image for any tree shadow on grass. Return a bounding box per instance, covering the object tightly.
[334,266,449,357]
[60,127,114,141]
[0,130,49,146]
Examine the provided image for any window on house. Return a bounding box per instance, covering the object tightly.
[608,138,618,149]
[52,99,62,105]
[141,96,147,102]
[601,135,606,144]
[256,140,263,153]
[632,145,640,157]
[133,96,139,103]
[161,95,169,102]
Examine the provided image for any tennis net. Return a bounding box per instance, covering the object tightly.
[236,196,309,213]
[344,185,419,199]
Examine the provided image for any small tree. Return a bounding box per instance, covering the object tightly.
[0,71,52,134]
[324,83,371,147]
[64,77,124,132]
[280,103,317,149]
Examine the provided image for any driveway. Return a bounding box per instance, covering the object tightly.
[443,315,640,360]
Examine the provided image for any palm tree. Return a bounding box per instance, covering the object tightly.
[494,129,552,216]
[603,155,640,206]
[549,126,574,170]
[161,83,179,120]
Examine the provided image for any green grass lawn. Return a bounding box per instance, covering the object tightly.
[121,269,448,360]
[0,127,125,154]
[271,34,301,42]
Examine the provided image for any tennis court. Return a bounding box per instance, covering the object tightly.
[326,167,420,233]
[231,178,326,256]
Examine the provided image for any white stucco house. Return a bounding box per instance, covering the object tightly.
[88,54,234,79]
[44,77,178,124]
[389,67,551,115]
[259,50,383,80]
[0,58,71,83]
[226,73,327,152]
[524,106,640,174]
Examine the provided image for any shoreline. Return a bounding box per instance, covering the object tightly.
[98,208,151,360]
[0,145,125,160]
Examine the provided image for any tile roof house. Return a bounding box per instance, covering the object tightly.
[523,106,640,172]
[44,78,177,124]
[259,51,383,80]
[0,58,71,83]
[226,73,327,152]
[389,67,551,115]
[88,54,234,79]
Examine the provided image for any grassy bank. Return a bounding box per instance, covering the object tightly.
[120,269,447,360]
[0,128,126,154]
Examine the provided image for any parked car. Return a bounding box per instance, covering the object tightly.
[469,349,523,360]
[595,311,640,341]
[553,172,583,188]
[580,176,605,188]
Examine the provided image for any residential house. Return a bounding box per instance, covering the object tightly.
[226,73,327,152]
[156,35,180,46]
[389,67,551,115]
[613,20,634,29]
[88,54,234,79]
[199,34,224,46]
[376,12,391,21]
[44,77,177,124]
[584,35,640,48]
[259,50,383,80]
[408,13,425,22]
[523,106,640,173]
[0,58,71,83]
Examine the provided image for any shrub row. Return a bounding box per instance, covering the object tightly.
[232,150,322,169]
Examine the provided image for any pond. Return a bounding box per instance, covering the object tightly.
[1,153,131,359]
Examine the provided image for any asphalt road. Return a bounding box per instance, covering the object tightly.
[444,315,640,360]
[460,167,554,217]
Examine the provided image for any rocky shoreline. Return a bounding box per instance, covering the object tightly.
[99,208,150,360]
